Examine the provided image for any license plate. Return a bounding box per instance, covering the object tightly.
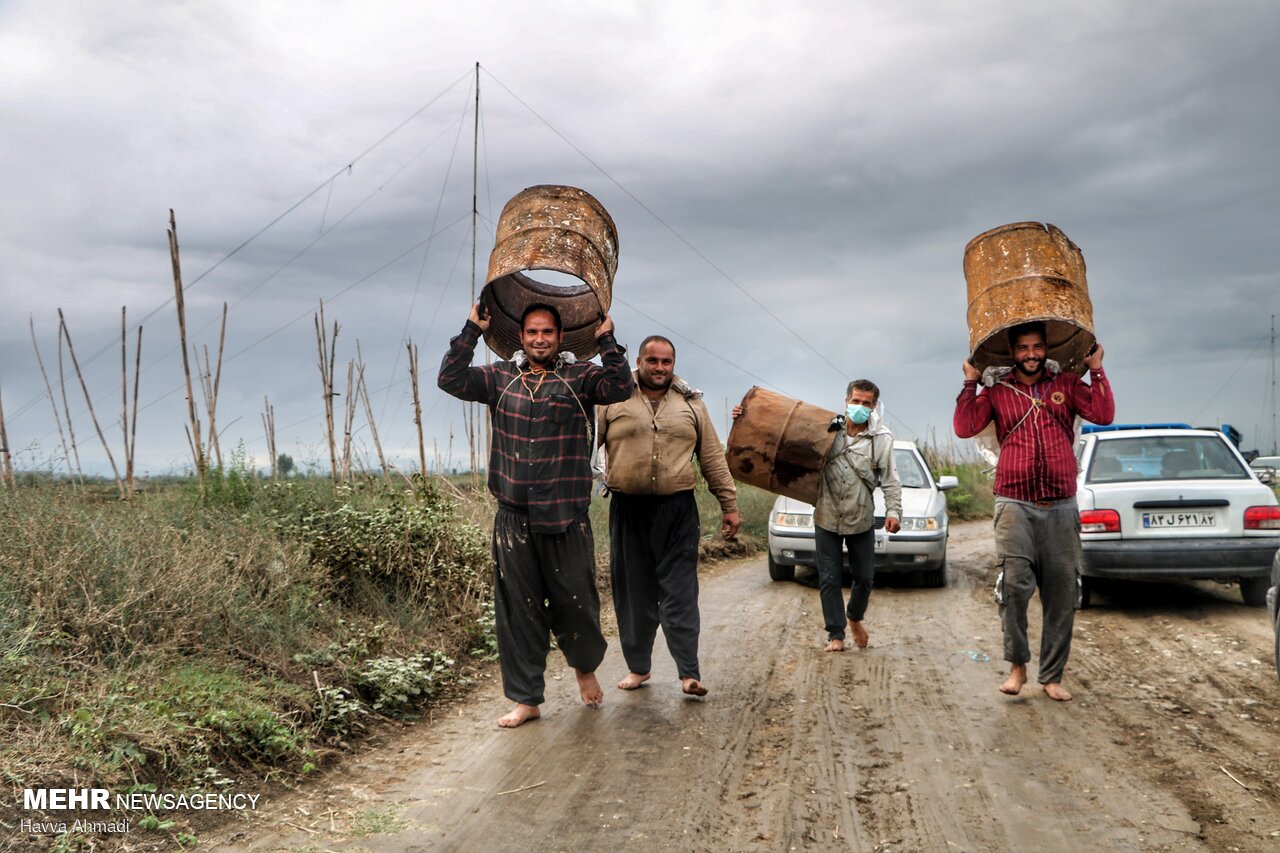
[874,534,888,552]
[1142,511,1216,528]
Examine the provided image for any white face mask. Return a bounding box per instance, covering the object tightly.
[846,403,872,424]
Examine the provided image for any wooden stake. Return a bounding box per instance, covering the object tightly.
[169,210,206,492]
[0,386,14,489]
[261,396,278,481]
[29,317,76,481]
[129,323,142,497]
[341,359,356,481]
[355,341,389,482]
[59,309,124,497]
[407,340,428,482]
[55,322,84,483]
[314,301,340,481]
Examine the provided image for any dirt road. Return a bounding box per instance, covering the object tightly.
[218,521,1280,852]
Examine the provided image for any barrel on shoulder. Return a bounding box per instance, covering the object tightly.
[965,221,1095,375]
[726,387,838,506]
[480,185,619,361]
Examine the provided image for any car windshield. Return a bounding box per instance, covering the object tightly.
[1087,435,1249,482]
[1251,456,1280,468]
[894,449,929,489]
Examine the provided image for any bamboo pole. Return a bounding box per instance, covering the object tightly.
[340,359,356,481]
[168,210,206,492]
[59,309,124,498]
[355,341,389,482]
[29,317,76,481]
[55,323,84,483]
[204,302,228,470]
[0,386,14,489]
[128,323,142,496]
[314,300,339,481]
[261,396,278,481]
[407,339,427,482]
[118,308,143,498]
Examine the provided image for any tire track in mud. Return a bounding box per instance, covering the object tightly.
[216,522,1277,852]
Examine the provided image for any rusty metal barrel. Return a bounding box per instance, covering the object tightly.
[480,185,619,361]
[965,221,1095,375]
[726,387,839,506]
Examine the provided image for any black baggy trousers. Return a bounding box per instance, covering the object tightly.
[492,506,607,706]
[609,490,702,681]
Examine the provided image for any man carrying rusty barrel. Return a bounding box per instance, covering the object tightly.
[954,322,1112,701]
[598,335,739,697]
[439,301,632,728]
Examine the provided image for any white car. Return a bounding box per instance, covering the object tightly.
[1075,426,1280,607]
[766,440,958,587]
[1250,455,1280,485]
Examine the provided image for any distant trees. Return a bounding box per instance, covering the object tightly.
[276,453,295,478]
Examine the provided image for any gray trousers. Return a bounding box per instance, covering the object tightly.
[492,507,607,706]
[815,525,875,640]
[993,497,1081,684]
[609,491,702,681]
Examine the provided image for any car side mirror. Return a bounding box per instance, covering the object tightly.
[937,476,959,491]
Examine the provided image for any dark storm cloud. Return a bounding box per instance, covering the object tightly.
[2,0,1278,475]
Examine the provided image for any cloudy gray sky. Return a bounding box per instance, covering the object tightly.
[3,1,1278,478]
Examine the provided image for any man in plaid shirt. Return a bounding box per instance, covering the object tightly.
[439,301,632,727]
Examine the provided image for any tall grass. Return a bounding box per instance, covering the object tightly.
[920,440,996,521]
[0,474,490,848]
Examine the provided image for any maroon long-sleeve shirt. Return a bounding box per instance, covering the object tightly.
[953,368,1115,501]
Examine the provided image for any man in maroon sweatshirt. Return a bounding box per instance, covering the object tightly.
[954,321,1114,701]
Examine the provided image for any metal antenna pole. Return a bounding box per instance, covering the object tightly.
[1270,314,1277,454]
[474,62,491,474]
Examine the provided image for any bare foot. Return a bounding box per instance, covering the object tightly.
[681,677,708,697]
[848,620,869,649]
[617,672,650,690]
[1043,682,1073,702]
[824,638,846,652]
[497,703,540,728]
[576,669,604,707]
[999,663,1028,695]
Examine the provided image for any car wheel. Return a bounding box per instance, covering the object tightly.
[1076,575,1092,611]
[1239,577,1268,607]
[921,560,947,588]
[768,552,795,582]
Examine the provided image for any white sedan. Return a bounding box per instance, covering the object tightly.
[1075,426,1280,607]
[766,440,957,587]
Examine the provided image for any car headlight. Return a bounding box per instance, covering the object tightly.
[898,517,939,531]
[773,512,814,528]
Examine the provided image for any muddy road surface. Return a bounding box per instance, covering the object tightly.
[219,521,1280,852]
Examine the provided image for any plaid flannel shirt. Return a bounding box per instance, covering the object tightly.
[438,320,633,532]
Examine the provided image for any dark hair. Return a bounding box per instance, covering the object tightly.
[638,335,676,359]
[521,303,562,332]
[1007,321,1047,349]
[846,379,879,403]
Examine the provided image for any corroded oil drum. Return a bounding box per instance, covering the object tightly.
[965,221,1095,375]
[481,185,619,360]
[726,387,838,506]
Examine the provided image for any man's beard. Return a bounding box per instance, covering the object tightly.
[637,373,671,391]
[1014,357,1043,376]
[526,349,557,368]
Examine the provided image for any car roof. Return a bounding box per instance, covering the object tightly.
[1089,428,1227,440]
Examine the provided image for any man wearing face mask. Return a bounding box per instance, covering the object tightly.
[811,380,902,651]
[954,321,1112,701]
